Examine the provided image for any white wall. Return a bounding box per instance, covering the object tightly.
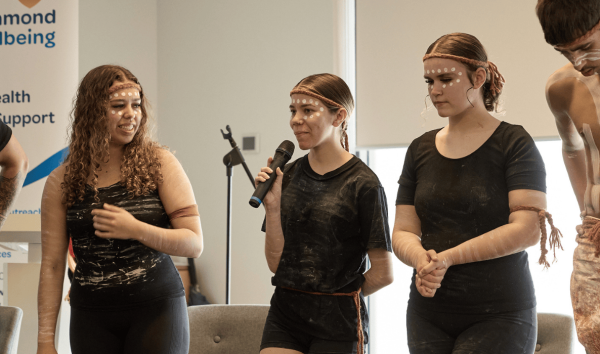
[157,0,334,304]
[79,0,158,116]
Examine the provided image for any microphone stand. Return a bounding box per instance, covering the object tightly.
[221,125,255,304]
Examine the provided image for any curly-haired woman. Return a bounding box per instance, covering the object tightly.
[36,65,202,354]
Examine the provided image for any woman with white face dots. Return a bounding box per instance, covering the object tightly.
[37,65,202,354]
[256,73,393,354]
[393,33,560,354]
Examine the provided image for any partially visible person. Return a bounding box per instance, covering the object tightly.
[0,121,28,229]
[537,1,600,352]
[257,73,393,354]
[393,33,559,354]
[37,65,202,354]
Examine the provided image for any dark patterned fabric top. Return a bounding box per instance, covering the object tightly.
[67,183,184,310]
[396,122,546,314]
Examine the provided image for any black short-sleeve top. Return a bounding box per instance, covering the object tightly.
[267,155,392,294]
[67,183,184,310]
[396,122,546,313]
[0,121,12,152]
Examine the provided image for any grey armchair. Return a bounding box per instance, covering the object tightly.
[0,306,23,354]
[536,313,574,354]
[188,304,269,354]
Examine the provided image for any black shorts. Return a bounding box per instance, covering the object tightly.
[406,304,537,354]
[70,296,189,354]
[260,287,365,354]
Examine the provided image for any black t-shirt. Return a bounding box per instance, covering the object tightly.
[0,121,12,152]
[263,155,391,341]
[396,122,546,314]
[67,183,184,310]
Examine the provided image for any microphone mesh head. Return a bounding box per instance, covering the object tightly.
[278,140,295,156]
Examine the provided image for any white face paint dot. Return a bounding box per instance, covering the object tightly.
[111,110,115,114]
[457,79,461,83]
[458,72,462,75]
[451,67,456,71]
[437,69,441,73]
[450,82,453,86]
[114,93,119,97]
[303,116,307,120]
[310,115,313,118]
[121,92,126,96]
[320,107,324,111]
[118,111,122,115]
[128,92,132,96]
[309,99,313,103]
[444,68,448,72]
[315,101,319,105]
[302,99,306,104]
[442,84,446,88]
[316,112,320,116]
[427,70,430,74]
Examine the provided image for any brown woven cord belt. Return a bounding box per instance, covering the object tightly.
[510,206,563,267]
[580,217,600,257]
[282,286,364,354]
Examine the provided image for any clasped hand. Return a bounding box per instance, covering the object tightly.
[91,203,140,240]
[415,249,450,298]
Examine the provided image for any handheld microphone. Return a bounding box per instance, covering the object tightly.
[249,140,295,208]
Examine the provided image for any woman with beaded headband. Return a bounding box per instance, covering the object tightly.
[537,1,600,351]
[255,73,393,354]
[37,65,202,354]
[393,33,561,354]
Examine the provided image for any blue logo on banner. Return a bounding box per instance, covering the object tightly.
[23,147,68,187]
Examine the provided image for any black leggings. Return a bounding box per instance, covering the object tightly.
[70,296,189,354]
[406,305,537,354]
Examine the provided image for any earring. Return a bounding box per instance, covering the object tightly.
[466,87,474,108]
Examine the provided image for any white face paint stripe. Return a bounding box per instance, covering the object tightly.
[573,50,600,67]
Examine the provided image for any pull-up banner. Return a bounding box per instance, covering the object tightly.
[0,0,77,230]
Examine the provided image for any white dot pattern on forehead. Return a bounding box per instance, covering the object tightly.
[121,92,126,96]
[444,68,448,72]
[114,93,118,97]
[302,99,306,104]
[437,69,441,73]
[451,68,455,71]
[309,99,313,103]
[315,101,319,105]
[320,107,324,111]
[128,92,132,96]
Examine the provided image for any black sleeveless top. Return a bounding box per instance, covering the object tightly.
[67,183,184,310]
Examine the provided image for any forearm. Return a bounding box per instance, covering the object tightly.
[136,221,202,258]
[0,167,25,228]
[440,222,538,267]
[264,206,284,273]
[362,250,393,296]
[392,230,425,268]
[37,259,66,348]
[562,147,587,211]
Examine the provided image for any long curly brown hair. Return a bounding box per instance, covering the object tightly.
[62,65,164,207]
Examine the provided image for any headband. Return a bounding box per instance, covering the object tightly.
[423,53,505,96]
[554,18,600,50]
[290,89,344,110]
[108,83,141,95]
